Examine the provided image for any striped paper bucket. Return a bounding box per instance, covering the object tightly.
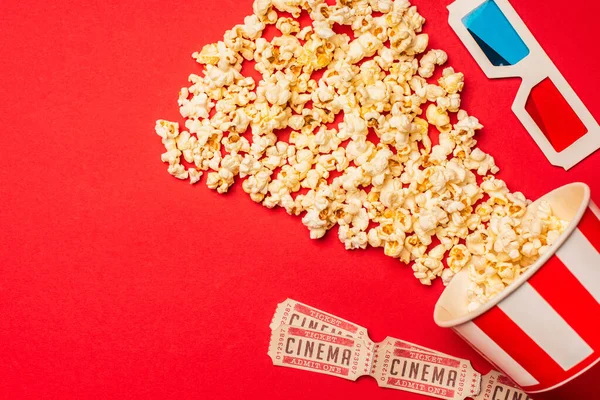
[434,182,600,399]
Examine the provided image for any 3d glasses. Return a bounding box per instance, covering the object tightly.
[448,0,600,170]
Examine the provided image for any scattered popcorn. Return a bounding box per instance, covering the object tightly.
[156,0,569,307]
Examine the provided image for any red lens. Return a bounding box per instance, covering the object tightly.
[525,78,587,152]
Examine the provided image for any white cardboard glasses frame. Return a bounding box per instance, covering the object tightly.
[447,0,600,170]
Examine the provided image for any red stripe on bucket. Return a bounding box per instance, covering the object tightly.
[474,305,563,389]
[579,208,600,253]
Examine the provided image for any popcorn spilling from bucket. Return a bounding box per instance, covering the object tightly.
[465,200,568,311]
[155,0,568,309]
[435,182,600,397]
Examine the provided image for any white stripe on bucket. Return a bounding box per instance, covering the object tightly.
[499,282,593,371]
[455,321,539,387]
[556,228,600,303]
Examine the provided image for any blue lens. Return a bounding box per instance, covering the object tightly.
[461,0,530,66]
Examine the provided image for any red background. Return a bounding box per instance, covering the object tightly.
[1,0,599,399]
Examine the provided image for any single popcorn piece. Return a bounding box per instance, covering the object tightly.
[438,67,464,94]
[418,49,447,78]
[155,0,568,297]
[188,168,203,184]
[447,244,471,273]
[426,104,451,132]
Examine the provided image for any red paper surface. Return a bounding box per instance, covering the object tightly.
[0,1,598,399]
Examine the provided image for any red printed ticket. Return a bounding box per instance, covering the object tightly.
[269,298,373,349]
[381,337,448,355]
[371,341,481,400]
[382,339,530,399]
[474,370,531,400]
[268,324,373,381]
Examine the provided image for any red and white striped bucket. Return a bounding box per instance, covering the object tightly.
[434,182,600,399]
